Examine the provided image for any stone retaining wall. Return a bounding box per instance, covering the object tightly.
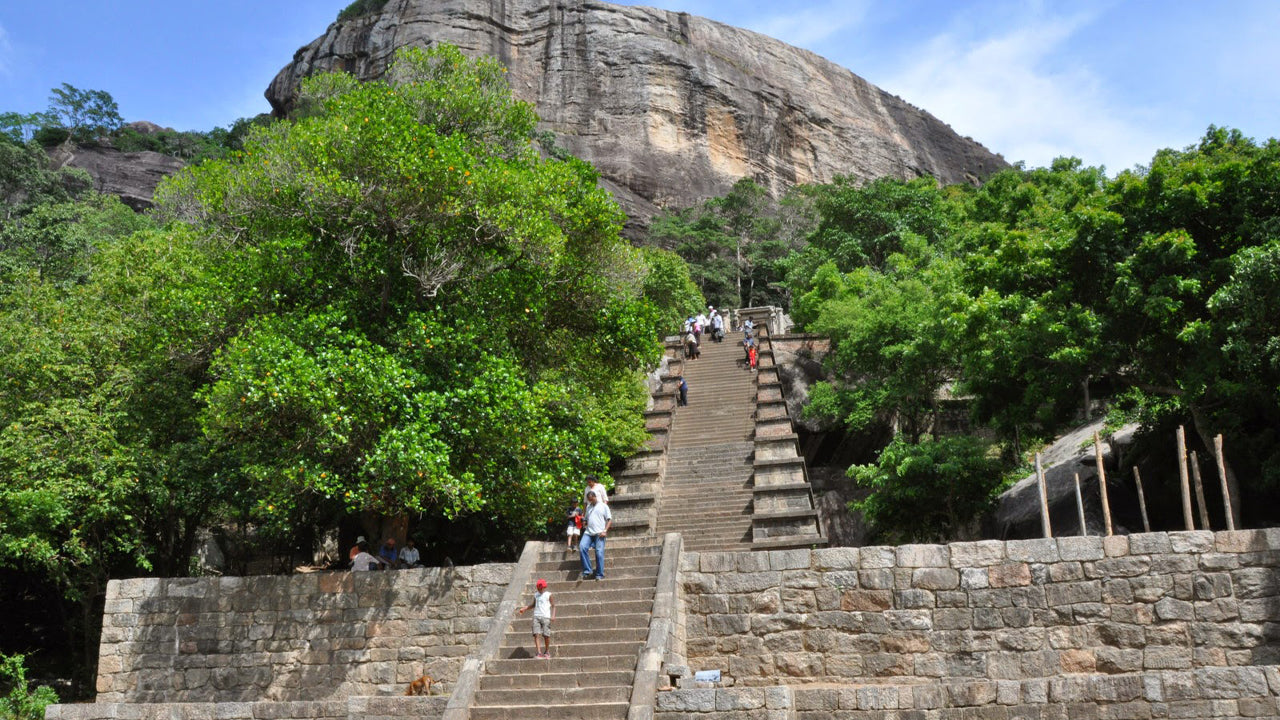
[677,530,1280,687]
[656,669,1280,719]
[95,564,512,702]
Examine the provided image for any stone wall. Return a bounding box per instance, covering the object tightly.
[656,672,1280,719]
[677,530,1280,686]
[94,564,512,703]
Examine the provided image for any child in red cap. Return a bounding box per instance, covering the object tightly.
[517,578,555,658]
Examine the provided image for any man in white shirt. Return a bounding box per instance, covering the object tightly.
[578,491,612,580]
[399,539,421,568]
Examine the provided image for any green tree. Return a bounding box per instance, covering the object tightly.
[850,435,1005,543]
[0,113,56,144]
[46,84,123,143]
[153,45,661,542]
[0,654,58,720]
[648,178,813,309]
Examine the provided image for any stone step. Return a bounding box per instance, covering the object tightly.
[495,639,643,659]
[536,586,655,604]
[500,627,647,648]
[535,544,660,562]
[473,685,631,707]
[504,613,650,633]
[545,599,656,618]
[472,697,632,720]
[515,579,658,599]
[534,556,659,573]
[485,655,638,678]
[478,669,634,690]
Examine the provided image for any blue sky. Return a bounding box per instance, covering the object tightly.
[1,1,1276,173]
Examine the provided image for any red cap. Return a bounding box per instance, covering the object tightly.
[535,578,548,590]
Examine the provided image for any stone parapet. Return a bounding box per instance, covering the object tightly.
[92,564,513,703]
[679,529,1280,689]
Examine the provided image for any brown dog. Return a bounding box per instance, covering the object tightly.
[405,674,435,696]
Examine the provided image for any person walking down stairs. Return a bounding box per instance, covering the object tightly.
[516,578,555,659]
[578,491,611,580]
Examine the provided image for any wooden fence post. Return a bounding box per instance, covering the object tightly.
[1093,431,1113,536]
[1133,466,1151,533]
[1214,434,1235,531]
[1189,450,1211,530]
[1073,473,1087,535]
[1036,452,1052,539]
[1176,426,1194,530]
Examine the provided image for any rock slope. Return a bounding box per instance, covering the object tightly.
[266,0,1007,228]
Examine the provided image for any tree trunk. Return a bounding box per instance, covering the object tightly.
[1190,404,1242,526]
[1082,376,1091,421]
[735,238,744,307]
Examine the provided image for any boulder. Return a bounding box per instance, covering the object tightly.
[48,142,185,211]
[995,420,1141,539]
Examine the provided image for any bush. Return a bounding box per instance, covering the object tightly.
[337,0,390,21]
[0,654,58,720]
[32,127,69,147]
[849,435,1005,543]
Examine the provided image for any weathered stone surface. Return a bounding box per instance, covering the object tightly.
[47,142,185,211]
[265,0,1006,233]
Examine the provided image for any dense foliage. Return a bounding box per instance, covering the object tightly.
[774,129,1280,540]
[0,654,58,720]
[0,45,694,693]
[337,0,391,21]
[647,178,812,310]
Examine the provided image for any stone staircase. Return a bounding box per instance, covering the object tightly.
[668,333,756,448]
[655,443,755,551]
[470,543,664,720]
[656,334,758,552]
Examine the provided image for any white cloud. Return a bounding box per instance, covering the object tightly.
[879,9,1178,173]
[744,1,871,48]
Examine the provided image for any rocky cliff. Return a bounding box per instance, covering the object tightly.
[267,0,1006,229]
[48,143,185,211]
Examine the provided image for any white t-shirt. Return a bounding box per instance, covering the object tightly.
[583,501,612,535]
[399,546,420,566]
[352,552,380,571]
[533,590,553,619]
[584,483,608,506]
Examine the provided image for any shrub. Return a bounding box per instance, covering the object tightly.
[337,0,390,21]
[0,654,58,720]
[849,434,1005,543]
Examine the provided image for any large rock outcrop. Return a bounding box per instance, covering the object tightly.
[48,143,185,211]
[267,0,1006,229]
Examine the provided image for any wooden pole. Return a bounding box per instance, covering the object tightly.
[1093,431,1113,536]
[1214,434,1235,531]
[1036,452,1052,538]
[1073,472,1087,535]
[1176,426,1194,531]
[1189,450,1211,530]
[1133,466,1151,533]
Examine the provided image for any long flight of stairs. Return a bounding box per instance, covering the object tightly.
[656,334,758,552]
[470,543,663,720]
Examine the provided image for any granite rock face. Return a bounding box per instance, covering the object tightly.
[266,0,1007,229]
[48,142,185,211]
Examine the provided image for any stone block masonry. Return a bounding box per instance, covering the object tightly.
[676,529,1280,686]
[94,563,513,703]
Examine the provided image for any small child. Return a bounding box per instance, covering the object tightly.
[566,503,583,550]
[516,578,555,658]
[748,343,758,371]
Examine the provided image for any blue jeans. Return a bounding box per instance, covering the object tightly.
[579,533,606,578]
